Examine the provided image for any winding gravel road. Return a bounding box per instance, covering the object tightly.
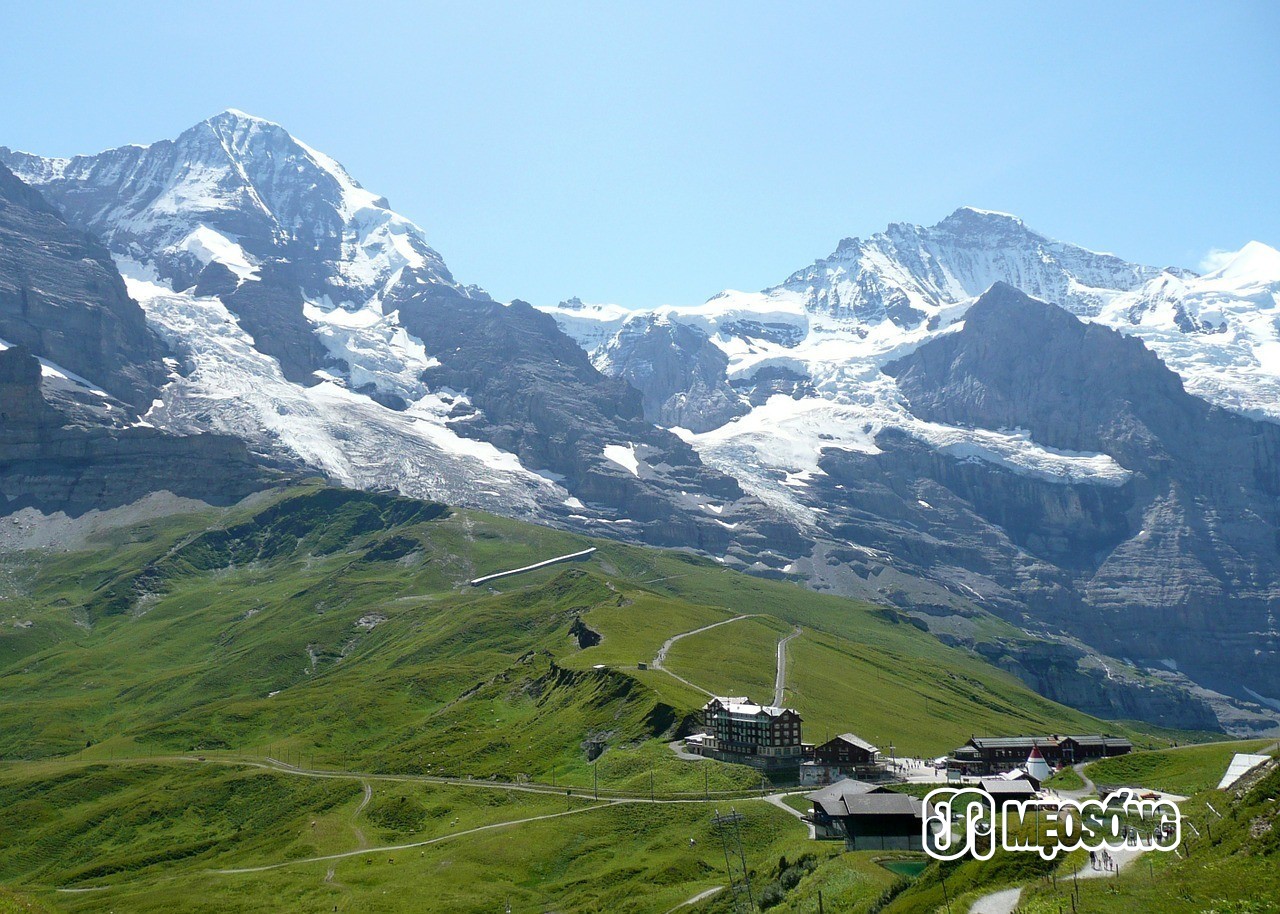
[653,614,802,709]
[651,614,761,697]
[215,803,607,874]
[773,626,801,707]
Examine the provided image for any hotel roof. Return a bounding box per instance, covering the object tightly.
[706,697,797,718]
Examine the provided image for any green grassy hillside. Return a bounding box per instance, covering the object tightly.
[1,483,1156,774]
[1084,739,1276,795]
[0,483,1200,910]
[0,889,55,914]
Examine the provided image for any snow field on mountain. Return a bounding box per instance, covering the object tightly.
[176,226,259,282]
[1097,243,1280,420]
[121,263,560,515]
[601,443,641,476]
[303,298,440,401]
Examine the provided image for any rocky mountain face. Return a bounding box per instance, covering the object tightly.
[383,280,786,552]
[0,165,273,516]
[0,163,167,409]
[4,113,1278,734]
[593,313,748,432]
[882,284,1280,704]
[0,343,268,516]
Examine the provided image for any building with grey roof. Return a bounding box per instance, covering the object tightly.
[806,780,931,850]
[684,696,804,770]
[949,735,1132,776]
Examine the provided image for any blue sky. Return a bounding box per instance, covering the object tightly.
[2,1,1276,307]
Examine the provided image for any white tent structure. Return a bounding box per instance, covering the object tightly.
[1217,753,1272,790]
[1025,746,1052,784]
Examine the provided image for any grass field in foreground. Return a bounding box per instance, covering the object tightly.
[1,759,817,914]
[0,759,606,891]
[698,850,902,914]
[0,889,54,914]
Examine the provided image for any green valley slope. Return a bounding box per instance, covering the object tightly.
[0,483,1191,911]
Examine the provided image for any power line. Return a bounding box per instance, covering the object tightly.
[711,809,754,914]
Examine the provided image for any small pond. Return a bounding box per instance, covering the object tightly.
[878,859,928,879]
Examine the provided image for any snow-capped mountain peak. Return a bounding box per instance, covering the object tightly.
[1,111,468,311]
[539,209,1280,533]
[213,107,280,126]
[777,207,1170,325]
[0,114,515,511]
[950,205,1023,221]
[1206,240,1280,284]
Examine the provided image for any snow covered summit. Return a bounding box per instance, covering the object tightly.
[1,109,470,311]
[0,114,757,555]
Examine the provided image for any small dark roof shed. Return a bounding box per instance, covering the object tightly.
[839,794,924,817]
